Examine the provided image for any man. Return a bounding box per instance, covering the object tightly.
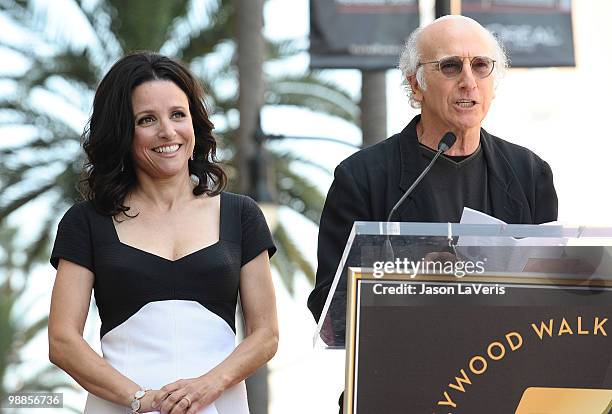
[308,15,558,324]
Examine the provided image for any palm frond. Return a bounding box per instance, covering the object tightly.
[266,72,359,123]
[0,182,55,222]
[15,365,76,393]
[269,150,332,175]
[178,0,235,62]
[274,222,315,287]
[51,49,101,87]
[266,38,305,61]
[19,315,48,344]
[274,155,325,225]
[268,236,295,294]
[107,0,190,52]
[22,215,55,272]
[0,279,17,383]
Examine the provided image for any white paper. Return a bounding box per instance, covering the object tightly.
[457,207,567,272]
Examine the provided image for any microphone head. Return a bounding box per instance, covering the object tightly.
[438,132,457,152]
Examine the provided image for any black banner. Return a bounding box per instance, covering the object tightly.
[309,0,420,69]
[462,0,575,67]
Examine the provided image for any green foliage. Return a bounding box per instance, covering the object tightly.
[266,72,359,124]
[0,0,356,283]
[108,0,188,51]
[273,223,315,294]
[0,227,74,401]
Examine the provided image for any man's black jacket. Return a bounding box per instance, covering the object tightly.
[307,115,558,322]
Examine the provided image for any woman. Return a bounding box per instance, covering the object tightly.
[48,52,278,414]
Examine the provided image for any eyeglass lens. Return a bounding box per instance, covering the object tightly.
[439,56,494,78]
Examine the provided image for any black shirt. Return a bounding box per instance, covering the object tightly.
[419,142,491,222]
[50,192,276,338]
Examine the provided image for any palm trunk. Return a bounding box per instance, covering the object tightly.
[236,0,265,195]
[360,70,387,147]
[236,1,269,413]
[435,0,452,17]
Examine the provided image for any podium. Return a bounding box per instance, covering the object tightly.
[314,222,612,414]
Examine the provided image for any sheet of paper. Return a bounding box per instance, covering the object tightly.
[457,208,567,272]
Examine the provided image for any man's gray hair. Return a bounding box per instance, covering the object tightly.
[398,22,509,108]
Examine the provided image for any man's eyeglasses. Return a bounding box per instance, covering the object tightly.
[417,56,496,79]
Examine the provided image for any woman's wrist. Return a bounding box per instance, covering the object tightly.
[124,385,141,409]
[128,387,151,413]
[137,390,159,413]
[201,369,231,395]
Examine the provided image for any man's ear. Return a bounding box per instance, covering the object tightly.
[408,75,423,103]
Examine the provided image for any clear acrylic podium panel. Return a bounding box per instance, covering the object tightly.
[314,221,612,349]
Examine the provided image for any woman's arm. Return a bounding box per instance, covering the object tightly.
[48,259,161,412]
[155,251,278,414]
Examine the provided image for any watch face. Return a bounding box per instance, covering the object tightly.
[135,390,146,399]
[131,399,140,411]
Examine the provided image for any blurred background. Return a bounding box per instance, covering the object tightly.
[1,0,611,413]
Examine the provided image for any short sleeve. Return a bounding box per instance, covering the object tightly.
[50,203,94,272]
[241,196,276,266]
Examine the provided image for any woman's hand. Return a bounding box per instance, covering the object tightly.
[138,389,168,413]
[154,375,224,414]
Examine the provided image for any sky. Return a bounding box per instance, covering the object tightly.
[4,0,612,413]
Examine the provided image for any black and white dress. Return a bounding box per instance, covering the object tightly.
[50,192,276,414]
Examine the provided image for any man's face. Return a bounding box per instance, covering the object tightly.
[411,19,496,135]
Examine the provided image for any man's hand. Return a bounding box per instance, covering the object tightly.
[423,251,458,263]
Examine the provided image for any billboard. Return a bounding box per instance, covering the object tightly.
[462,0,575,67]
[309,0,420,69]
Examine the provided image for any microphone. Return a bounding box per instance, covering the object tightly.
[437,132,457,152]
[382,132,456,261]
[386,132,456,222]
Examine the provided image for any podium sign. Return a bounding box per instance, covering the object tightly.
[313,222,612,413]
[345,270,612,413]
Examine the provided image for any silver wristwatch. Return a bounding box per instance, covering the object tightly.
[130,388,151,413]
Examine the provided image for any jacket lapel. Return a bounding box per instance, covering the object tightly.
[398,116,425,193]
[396,115,438,221]
[480,129,531,224]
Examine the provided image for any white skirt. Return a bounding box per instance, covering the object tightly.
[83,300,249,414]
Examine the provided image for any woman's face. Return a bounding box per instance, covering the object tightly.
[130,80,195,181]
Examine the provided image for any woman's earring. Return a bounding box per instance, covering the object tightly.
[190,153,194,161]
[190,174,200,185]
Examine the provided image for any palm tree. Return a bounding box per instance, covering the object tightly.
[0,0,358,411]
[0,0,358,284]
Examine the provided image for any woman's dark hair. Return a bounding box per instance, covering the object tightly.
[81,51,226,216]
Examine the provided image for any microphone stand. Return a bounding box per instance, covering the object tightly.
[382,132,457,262]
